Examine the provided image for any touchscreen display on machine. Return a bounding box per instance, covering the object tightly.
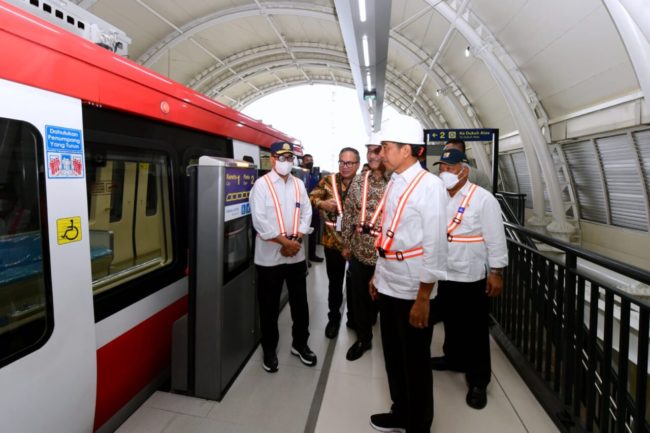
[223,167,256,282]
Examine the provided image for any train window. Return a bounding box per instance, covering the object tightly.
[145,164,158,216]
[0,118,52,367]
[86,148,173,294]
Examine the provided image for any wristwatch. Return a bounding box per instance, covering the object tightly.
[489,268,503,276]
[296,237,303,244]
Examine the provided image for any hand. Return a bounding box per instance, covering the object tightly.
[280,239,301,257]
[409,298,429,329]
[486,273,503,297]
[320,198,339,213]
[341,248,351,259]
[369,276,379,301]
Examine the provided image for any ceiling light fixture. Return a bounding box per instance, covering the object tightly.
[366,72,372,92]
[465,46,471,57]
[362,35,370,67]
[359,0,367,22]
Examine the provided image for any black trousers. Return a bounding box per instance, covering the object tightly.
[437,279,491,388]
[379,294,434,433]
[349,257,378,343]
[324,247,353,323]
[256,261,310,355]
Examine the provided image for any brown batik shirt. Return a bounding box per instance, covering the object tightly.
[309,173,352,251]
[342,170,389,266]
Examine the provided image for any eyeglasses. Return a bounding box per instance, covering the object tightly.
[274,154,294,162]
[338,160,359,168]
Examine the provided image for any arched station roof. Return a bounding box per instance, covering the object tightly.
[71,0,644,136]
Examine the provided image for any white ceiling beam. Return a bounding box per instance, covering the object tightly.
[429,0,572,233]
[617,0,650,42]
[333,0,391,132]
[603,0,650,114]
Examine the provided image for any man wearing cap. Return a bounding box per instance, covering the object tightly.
[431,148,508,409]
[442,139,492,190]
[249,141,317,373]
[341,133,388,361]
[310,147,360,338]
[369,118,447,433]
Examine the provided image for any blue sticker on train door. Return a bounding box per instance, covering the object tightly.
[45,125,85,178]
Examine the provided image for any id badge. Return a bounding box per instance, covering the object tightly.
[336,215,342,232]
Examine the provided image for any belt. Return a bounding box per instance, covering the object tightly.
[377,246,423,261]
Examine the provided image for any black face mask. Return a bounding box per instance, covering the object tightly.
[304,162,314,169]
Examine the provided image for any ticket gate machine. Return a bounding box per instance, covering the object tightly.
[172,156,258,400]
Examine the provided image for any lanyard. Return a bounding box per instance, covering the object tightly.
[263,174,301,238]
[359,170,389,229]
[377,170,428,252]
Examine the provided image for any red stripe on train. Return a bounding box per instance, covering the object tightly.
[93,296,188,431]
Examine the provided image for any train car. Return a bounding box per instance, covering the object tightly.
[0,2,296,432]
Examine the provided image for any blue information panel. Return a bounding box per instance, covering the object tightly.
[426,129,495,142]
[224,167,257,222]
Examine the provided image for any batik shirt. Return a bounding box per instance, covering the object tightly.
[309,173,351,250]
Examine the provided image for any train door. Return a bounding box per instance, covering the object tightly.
[0,79,96,433]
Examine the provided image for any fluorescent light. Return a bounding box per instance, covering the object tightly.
[359,0,366,22]
[465,46,471,57]
[366,72,372,91]
[362,35,370,67]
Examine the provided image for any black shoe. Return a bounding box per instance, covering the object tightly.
[325,320,340,339]
[431,356,464,372]
[466,386,487,409]
[308,261,312,268]
[291,345,317,366]
[346,341,371,361]
[309,255,324,263]
[262,353,278,373]
[369,412,406,433]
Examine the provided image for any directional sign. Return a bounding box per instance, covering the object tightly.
[425,129,495,142]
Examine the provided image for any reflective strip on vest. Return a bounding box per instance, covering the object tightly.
[447,183,484,243]
[381,247,424,261]
[379,170,428,252]
[359,170,388,229]
[263,174,301,238]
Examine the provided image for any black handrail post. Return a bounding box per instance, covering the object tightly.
[492,128,499,195]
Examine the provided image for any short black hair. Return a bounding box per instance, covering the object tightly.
[445,139,466,153]
[303,153,313,159]
[393,142,425,158]
[339,147,360,162]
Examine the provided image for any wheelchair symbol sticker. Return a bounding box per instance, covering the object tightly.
[56,216,82,245]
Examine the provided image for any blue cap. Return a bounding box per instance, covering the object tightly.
[434,148,469,165]
[270,141,294,155]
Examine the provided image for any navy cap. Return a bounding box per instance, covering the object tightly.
[434,148,469,165]
[270,141,294,155]
[271,141,294,155]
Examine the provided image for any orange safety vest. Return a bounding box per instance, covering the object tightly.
[356,170,387,235]
[375,170,428,261]
[325,173,343,228]
[263,174,301,239]
[447,183,484,243]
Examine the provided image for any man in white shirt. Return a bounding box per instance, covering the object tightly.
[369,118,448,433]
[431,148,508,409]
[249,141,317,373]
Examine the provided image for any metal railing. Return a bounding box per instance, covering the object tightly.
[496,192,526,226]
[492,223,650,433]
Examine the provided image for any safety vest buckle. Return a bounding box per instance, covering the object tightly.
[377,247,386,258]
[395,251,404,261]
[452,217,462,224]
[386,229,394,239]
[447,233,453,242]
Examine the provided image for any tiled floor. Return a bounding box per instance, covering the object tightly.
[117,248,559,433]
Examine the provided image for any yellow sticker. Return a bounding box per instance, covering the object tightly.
[57,216,82,245]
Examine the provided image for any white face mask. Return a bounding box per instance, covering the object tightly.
[440,171,460,190]
[274,160,293,176]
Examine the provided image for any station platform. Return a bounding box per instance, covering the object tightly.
[117,248,559,433]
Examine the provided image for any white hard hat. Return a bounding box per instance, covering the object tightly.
[366,131,382,146]
[379,116,425,145]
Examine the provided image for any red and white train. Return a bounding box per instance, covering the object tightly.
[0,1,293,431]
